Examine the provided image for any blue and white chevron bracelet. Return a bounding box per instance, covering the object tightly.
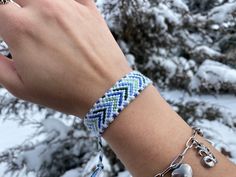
[84,70,153,136]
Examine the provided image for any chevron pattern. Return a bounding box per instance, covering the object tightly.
[84,71,153,136]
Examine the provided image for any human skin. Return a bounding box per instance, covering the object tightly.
[0,0,132,117]
[0,0,235,177]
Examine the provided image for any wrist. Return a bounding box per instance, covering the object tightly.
[74,60,133,118]
[83,70,153,135]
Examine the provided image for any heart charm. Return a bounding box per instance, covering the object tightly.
[171,164,193,177]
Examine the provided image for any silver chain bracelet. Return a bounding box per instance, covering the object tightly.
[154,127,218,177]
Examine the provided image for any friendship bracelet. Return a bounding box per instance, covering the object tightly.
[154,127,218,177]
[84,70,153,136]
[84,70,152,176]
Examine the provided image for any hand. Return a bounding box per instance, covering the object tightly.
[0,0,132,117]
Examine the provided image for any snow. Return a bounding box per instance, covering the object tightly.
[16,145,50,171]
[0,121,35,177]
[0,121,33,152]
[161,90,236,113]
[0,118,71,176]
[117,171,131,177]
[155,15,168,31]
[61,169,80,177]
[208,2,236,23]
[149,2,183,32]
[42,118,69,139]
[126,54,136,68]
[81,154,111,177]
[189,60,236,91]
[158,4,181,25]
[0,164,35,177]
[162,59,177,78]
[194,120,236,163]
[0,41,9,56]
[172,0,189,12]
[193,46,222,57]
[161,89,236,163]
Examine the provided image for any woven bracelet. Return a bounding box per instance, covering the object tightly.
[84,70,153,136]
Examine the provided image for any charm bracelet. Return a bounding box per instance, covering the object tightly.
[154,127,218,177]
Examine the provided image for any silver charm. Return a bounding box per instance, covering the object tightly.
[171,164,193,177]
[202,156,217,168]
[154,128,218,177]
[194,142,217,168]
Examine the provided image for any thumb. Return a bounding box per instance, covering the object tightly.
[0,54,26,98]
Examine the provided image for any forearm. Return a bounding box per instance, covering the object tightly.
[103,84,236,177]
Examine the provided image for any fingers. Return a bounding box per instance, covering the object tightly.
[0,55,26,98]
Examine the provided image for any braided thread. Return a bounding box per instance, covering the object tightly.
[84,71,153,136]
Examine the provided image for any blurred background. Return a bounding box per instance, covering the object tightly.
[0,0,236,176]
